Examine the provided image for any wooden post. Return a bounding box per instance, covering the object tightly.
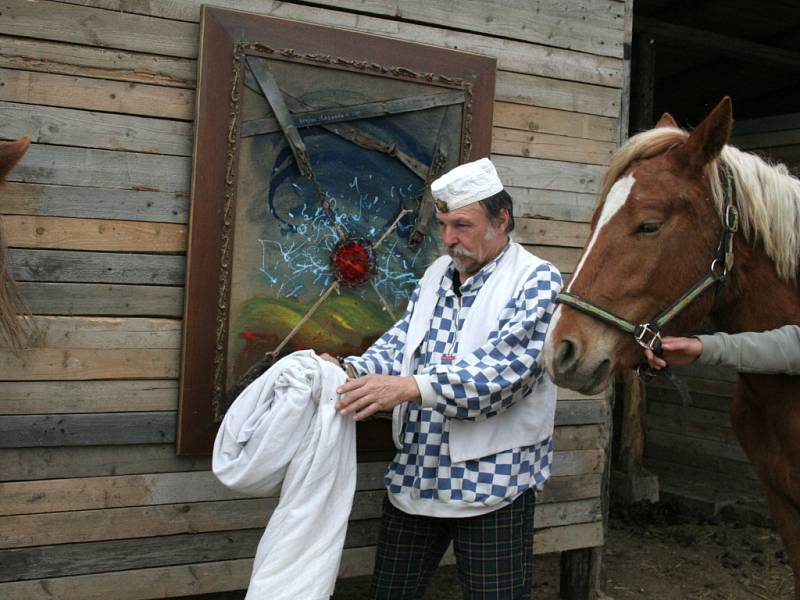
[618,371,645,475]
[611,371,659,504]
[630,31,656,135]
[559,380,615,599]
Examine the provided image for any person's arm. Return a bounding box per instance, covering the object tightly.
[644,325,800,375]
[416,262,562,420]
[696,325,800,375]
[342,284,420,377]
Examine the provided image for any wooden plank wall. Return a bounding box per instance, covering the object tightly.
[643,363,760,491]
[643,117,800,497]
[0,1,628,597]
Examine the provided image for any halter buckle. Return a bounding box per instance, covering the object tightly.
[710,257,728,279]
[724,204,739,233]
[634,323,662,352]
[635,363,657,382]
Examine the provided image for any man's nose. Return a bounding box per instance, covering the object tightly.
[441,226,457,247]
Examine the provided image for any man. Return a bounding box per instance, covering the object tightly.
[328,158,562,599]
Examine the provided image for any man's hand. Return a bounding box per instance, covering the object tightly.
[644,336,703,369]
[336,375,421,421]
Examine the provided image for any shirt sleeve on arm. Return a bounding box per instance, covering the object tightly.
[343,285,419,377]
[421,262,562,420]
[697,324,800,375]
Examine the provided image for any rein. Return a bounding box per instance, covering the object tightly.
[556,163,739,387]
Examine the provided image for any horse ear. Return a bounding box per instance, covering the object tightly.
[655,112,679,128]
[0,136,31,182]
[677,97,733,172]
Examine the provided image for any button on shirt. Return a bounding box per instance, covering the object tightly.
[346,244,562,517]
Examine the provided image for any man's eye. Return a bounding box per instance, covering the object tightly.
[636,221,662,235]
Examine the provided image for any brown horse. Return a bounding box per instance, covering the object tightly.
[0,136,32,351]
[542,97,800,597]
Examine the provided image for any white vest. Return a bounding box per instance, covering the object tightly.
[393,242,557,464]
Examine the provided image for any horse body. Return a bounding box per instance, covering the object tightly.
[542,98,800,597]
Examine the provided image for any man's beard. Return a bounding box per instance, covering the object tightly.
[447,225,499,274]
[448,245,475,273]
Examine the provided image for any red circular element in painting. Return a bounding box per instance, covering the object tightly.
[332,238,373,286]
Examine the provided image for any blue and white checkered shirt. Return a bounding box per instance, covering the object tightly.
[347,244,562,517]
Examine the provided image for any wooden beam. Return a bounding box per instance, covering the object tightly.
[630,31,656,134]
[3,216,187,253]
[18,282,184,317]
[1,182,189,224]
[636,16,800,72]
[10,249,186,285]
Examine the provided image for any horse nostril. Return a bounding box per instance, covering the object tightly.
[554,338,581,375]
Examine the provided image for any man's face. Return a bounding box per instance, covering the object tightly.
[436,202,508,278]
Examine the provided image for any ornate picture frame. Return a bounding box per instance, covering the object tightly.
[177,6,496,455]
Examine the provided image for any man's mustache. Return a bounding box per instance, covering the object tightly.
[448,245,475,258]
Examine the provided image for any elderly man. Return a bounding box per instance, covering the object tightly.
[331,158,562,599]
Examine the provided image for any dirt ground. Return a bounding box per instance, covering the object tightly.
[332,500,794,599]
[193,500,793,600]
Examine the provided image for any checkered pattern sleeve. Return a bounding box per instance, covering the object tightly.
[419,263,562,420]
[343,285,420,377]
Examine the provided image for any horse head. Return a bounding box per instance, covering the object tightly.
[543,98,734,394]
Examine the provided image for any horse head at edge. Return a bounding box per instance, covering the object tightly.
[0,135,33,352]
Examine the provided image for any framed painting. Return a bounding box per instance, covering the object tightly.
[177,6,496,454]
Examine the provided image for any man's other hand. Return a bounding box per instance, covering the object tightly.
[335,375,421,421]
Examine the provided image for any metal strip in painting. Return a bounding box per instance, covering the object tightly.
[240,90,467,137]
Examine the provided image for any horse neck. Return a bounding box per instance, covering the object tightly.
[712,236,800,333]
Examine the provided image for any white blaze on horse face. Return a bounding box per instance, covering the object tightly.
[567,174,636,293]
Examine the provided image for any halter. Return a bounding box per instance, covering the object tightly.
[556,162,738,375]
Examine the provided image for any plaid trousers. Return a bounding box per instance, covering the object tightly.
[370,490,536,600]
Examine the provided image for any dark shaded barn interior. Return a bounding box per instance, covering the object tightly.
[631,0,800,172]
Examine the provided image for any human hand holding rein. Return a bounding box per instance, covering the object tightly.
[644,336,703,369]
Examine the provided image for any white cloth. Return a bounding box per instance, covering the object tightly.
[212,350,355,600]
[430,157,504,211]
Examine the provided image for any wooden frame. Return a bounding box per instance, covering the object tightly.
[177,6,496,455]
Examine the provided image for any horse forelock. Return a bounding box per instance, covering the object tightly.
[595,127,688,218]
[598,126,800,284]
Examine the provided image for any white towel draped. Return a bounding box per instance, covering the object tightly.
[212,350,356,600]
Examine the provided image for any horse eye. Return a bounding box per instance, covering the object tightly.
[636,221,662,235]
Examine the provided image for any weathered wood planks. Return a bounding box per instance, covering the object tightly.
[17,282,184,317]
[0,67,194,120]
[4,216,187,252]
[7,143,190,192]
[0,0,625,597]
[0,379,178,414]
[0,34,195,87]
[2,182,189,223]
[0,521,604,599]
[10,249,185,284]
[0,402,608,446]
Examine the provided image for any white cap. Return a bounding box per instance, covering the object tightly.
[430,158,504,212]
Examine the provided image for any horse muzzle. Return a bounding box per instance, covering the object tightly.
[544,332,612,395]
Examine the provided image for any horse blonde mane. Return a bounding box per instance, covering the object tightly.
[598,126,800,282]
